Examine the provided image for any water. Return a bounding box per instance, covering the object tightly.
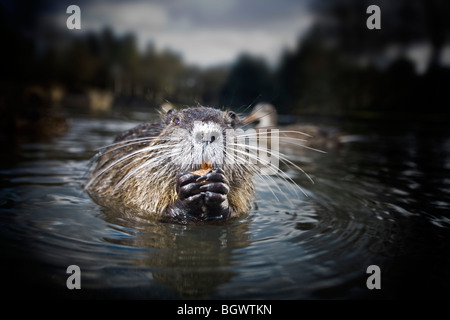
[1,107,449,299]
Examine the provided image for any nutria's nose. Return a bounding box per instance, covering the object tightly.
[194,129,220,145]
[195,133,217,144]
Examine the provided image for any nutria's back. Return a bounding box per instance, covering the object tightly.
[85,106,257,223]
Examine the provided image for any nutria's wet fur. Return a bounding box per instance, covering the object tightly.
[85,107,256,223]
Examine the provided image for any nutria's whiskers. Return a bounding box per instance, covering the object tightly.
[223,147,285,202]
[85,143,175,190]
[234,130,327,154]
[112,149,180,191]
[94,136,172,156]
[233,131,323,180]
[226,143,310,198]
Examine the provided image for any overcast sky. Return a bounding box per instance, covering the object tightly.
[15,0,447,72]
[41,0,314,67]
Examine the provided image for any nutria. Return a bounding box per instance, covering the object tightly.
[85,106,258,223]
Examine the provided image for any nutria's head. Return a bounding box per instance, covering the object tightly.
[160,107,242,172]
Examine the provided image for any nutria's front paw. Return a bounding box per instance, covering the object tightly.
[176,172,203,200]
[197,168,230,219]
[173,169,230,220]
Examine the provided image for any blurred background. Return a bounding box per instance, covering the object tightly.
[1,0,449,134]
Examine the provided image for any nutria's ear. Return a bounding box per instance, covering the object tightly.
[160,102,174,116]
[225,110,241,128]
[159,102,176,123]
[164,108,180,125]
[166,108,175,116]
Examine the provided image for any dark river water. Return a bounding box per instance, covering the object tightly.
[1,107,449,299]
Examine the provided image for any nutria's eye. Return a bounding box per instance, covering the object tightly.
[173,117,180,125]
[228,111,237,120]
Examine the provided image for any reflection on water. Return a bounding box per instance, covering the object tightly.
[0,108,449,299]
[101,209,252,298]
